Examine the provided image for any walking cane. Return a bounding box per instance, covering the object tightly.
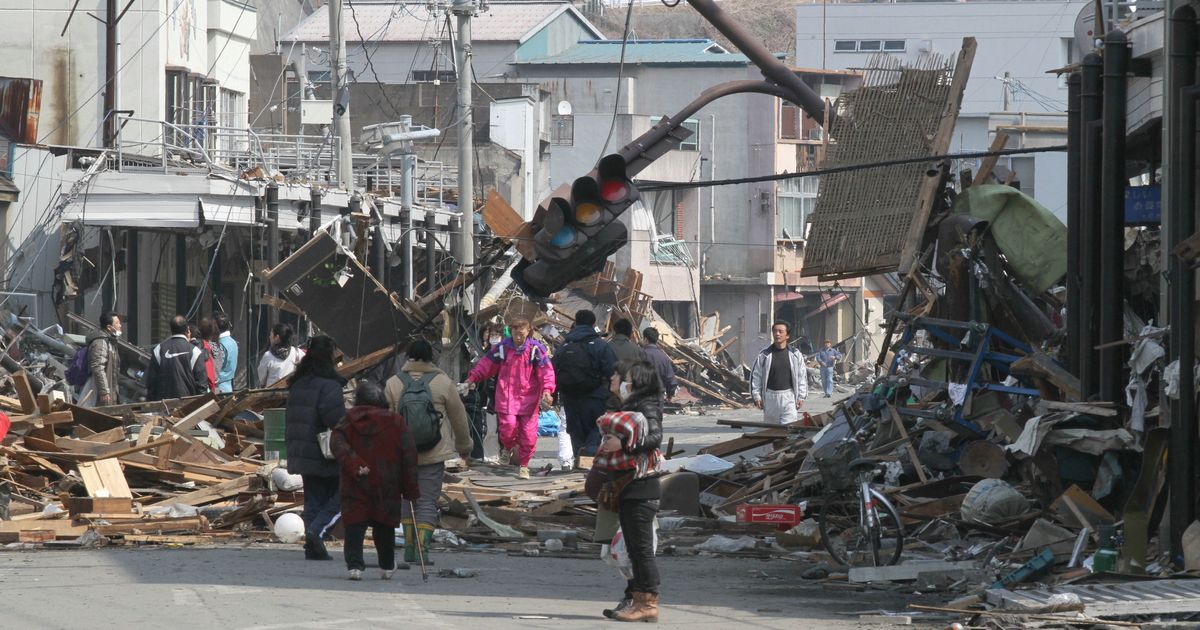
[408,500,429,583]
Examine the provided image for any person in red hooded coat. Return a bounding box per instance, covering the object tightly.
[331,381,421,580]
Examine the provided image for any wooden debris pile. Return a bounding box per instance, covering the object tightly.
[0,387,290,546]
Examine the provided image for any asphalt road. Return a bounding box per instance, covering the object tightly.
[0,544,926,629]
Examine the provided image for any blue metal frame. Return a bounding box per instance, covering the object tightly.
[888,316,1043,433]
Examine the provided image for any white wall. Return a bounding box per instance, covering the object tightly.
[207,0,257,98]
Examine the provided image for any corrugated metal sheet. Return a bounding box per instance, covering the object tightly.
[516,39,752,66]
[0,77,42,144]
[987,579,1200,617]
[283,2,598,43]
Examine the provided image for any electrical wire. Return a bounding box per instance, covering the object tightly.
[637,144,1068,192]
[346,0,407,119]
[597,0,637,162]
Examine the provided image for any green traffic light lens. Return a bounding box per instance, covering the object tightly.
[575,202,602,224]
[550,224,577,247]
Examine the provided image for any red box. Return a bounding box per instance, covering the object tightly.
[735,504,805,530]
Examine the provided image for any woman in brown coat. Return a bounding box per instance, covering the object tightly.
[331,381,421,580]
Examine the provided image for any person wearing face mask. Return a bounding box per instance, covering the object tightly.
[463,322,503,461]
[465,318,556,479]
[81,311,122,406]
[593,361,664,622]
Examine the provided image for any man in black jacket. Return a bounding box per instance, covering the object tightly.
[640,327,677,401]
[553,310,617,459]
[144,315,207,401]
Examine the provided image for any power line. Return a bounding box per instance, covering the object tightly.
[346,0,407,119]
[597,0,637,162]
[636,144,1068,192]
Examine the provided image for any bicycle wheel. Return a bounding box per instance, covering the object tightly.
[818,488,905,567]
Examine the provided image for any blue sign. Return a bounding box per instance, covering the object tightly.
[1125,185,1161,225]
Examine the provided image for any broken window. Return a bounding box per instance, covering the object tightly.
[780,102,800,140]
[777,176,817,240]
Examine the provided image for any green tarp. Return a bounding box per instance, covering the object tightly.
[953,185,1067,293]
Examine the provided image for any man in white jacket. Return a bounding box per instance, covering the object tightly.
[749,321,808,424]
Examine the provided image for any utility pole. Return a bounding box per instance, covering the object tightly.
[329,0,354,189]
[452,0,476,290]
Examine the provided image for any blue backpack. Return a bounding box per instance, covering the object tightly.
[537,410,560,437]
[65,345,90,387]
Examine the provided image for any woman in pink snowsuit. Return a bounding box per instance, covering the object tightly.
[467,318,555,479]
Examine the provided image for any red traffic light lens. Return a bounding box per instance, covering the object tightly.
[600,179,628,203]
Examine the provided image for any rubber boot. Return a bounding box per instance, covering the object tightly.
[304,533,331,561]
[612,592,658,623]
[399,521,416,569]
[416,523,436,567]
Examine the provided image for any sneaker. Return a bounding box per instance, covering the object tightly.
[381,569,394,580]
[499,447,514,466]
[518,466,530,480]
[348,569,363,581]
[560,459,575,471]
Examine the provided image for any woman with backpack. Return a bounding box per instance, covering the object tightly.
[465,318,555,480]
[284,335,347,561]
[384,338,471,569]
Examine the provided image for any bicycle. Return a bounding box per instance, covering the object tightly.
[814,439,905,567]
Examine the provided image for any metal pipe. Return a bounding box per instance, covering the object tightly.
[1079,53,1104,399]
[401,153,415,299]
[329,0,353,189]
[1099,31,1129,404]
[309,187,322,237]
[125,229,137,344]
[684,0,826,123]
[1066,73,1082,376]
[1167,3,1198,560]
[175,234,188,316]
[372,201,388,288]
[425,211,437,296]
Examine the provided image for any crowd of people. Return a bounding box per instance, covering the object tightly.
[69,308,683,621]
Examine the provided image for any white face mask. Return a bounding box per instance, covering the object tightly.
[489,336,502,345]
[112,330,122,338]
[618,382,632,401]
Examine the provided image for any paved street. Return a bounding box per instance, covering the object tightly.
[0,545,924,629]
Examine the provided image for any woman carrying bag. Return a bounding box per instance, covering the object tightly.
[590,361,665,623]
[284,335,346,560]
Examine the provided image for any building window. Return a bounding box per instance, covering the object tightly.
[884,40,906,52]
[780,102,800,140]
[551,114,574,146]
[834,40,857,52]
[858,40,882,52]
[777,176,818,240]
[219,88,246,129]
[411,70,456,83]
[651,116,701,151]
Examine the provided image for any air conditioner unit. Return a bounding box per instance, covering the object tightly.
[808,127,824,141]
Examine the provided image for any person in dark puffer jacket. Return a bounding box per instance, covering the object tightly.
[284,335,347,560]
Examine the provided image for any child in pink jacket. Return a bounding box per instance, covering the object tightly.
[467,318,556,479]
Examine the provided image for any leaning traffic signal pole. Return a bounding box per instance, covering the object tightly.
[514,0,832,298]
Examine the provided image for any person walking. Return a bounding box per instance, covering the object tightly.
[331,381,420,581]
[463,322,503,461]
[608,318,646,374]
[384,339,471,569]
[80,312,122,406]
[465,318,555,480]
[554,310,617,459]
[214,313,238,393]
[191,319,218,394]
[595,361,665,622]
[816,339,842,398]
[258,323,302,387]
[144,315,207,401]
[284,335,346,561]
[749,320,807,425]
[640,327,677,402]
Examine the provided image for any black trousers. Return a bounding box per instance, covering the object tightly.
[343,521,395,571]
[563,395,605,456]
[300,474,341,539]
[619,498,660,594]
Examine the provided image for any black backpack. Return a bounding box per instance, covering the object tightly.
[397,372,443,452]
[554,340,600,395]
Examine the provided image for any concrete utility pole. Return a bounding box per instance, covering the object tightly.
[452,0,476,286]
[329,0,354,189]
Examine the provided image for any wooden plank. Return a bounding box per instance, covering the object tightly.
[35,394,52,415]
[124,534,214,545]
[165,475,259,508]
[0,394,25,413]
[898,37,977,273]
[970,131,1010,186]
[678,376,746,408]
[888,405,929,483]
[76,458,133,498]
[0,519,89,541]
[171,399,221,433]
[98,436,175,460]
[715,418,808,431]
[1010,352,1082,402]
[481,189,536,260]
[65,497,134,516]
[11,371,37,414]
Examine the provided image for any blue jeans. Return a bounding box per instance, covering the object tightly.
[821,366,834,396]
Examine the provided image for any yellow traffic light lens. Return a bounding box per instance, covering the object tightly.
[575,202,602,224]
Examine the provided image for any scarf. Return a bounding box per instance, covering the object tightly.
[593,410,661,479]
[270,344,291,360]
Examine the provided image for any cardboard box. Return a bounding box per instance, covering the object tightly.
[735,504,805,529]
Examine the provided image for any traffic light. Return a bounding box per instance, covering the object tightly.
[516,154,639,297]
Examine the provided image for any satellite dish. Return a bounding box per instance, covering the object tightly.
[557,100,573,116]
[1074,3,1099,58]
